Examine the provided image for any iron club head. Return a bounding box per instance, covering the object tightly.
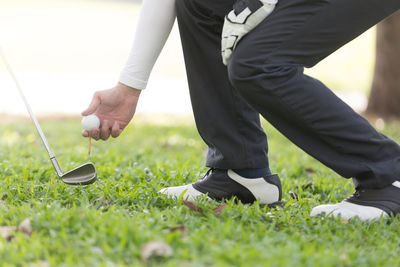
[60,162,97,185]
[1,47,98,186]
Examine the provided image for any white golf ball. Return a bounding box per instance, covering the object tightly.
[81,114,100,131]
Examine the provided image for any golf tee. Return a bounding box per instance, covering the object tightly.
[88,132,92,155]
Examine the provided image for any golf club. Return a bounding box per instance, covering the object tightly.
[0,47,97,185]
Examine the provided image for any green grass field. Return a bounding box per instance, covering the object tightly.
[1,115,400,266]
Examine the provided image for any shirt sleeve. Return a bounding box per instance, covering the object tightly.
[119,0,176,90]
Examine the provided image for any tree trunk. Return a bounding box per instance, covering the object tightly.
[367,11,400,119]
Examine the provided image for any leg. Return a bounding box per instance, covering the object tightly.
[228,0,400,189]
[159,0,282,205]
[228,0,400,220]
[175,0,269,170]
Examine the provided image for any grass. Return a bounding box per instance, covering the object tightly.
[1,115,400,266]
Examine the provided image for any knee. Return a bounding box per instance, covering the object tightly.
[227,53,272,96]
[227,51,300,96]
[227,54,257,92]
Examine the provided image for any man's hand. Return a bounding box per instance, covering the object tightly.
[221,0,277,65]
[81,83,141,141]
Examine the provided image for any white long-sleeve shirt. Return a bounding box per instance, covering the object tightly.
[119,0,176,90]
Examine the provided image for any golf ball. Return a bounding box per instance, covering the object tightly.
[81,114,100,131]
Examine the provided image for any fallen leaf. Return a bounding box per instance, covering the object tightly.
[18,218,32,236]
[182,200,203,214]
[141,241,173,263]
[305,168,316,176]
[0,226,17,241]
[169,225,188,237]
[212,203,227,215]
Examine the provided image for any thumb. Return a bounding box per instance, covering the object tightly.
[81,93,101,116]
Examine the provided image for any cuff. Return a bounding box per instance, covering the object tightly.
[118,72,147,90]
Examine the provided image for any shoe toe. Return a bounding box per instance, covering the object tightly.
[310,204,340,217]
[310,201,388,221]
[311,204,357,220]
[159,184,211,201]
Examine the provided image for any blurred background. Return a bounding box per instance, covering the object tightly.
[0,0,378,116]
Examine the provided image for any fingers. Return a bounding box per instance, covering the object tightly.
[90,128,101,140]
[82,92,101,116]
[111,121,122,138]
[82,128,100,139]
[82,130,89,137]
[101,121,123,140]
[82,120,123,141]
[100,120,111,140]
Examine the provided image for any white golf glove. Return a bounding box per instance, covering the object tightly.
[221,0,278,65]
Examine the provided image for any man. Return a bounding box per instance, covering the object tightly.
[82,0,400,221]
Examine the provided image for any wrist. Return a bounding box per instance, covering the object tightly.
[117,82,141,97]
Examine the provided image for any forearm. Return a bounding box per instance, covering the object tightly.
[117,82,141,97]
[119,0,176,90]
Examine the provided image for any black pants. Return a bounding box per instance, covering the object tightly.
[176,0,400,189]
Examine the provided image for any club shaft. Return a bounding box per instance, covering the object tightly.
[0,47,61,175]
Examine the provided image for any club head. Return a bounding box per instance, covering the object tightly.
[60,162,97,185]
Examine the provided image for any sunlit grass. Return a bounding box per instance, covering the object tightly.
[1,115,400,265]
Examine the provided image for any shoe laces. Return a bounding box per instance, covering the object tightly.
[350,189,365,199]
[201,168,215,180]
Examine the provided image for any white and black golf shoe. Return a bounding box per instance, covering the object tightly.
[310,181,400,221]
[159,168,282,207]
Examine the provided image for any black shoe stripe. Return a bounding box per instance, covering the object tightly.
[346,185,400,216]
[192,169,281,204]
[193,175,256,204]
[263,174,282,201]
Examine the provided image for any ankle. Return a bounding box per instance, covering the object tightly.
[232,167,271,178]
